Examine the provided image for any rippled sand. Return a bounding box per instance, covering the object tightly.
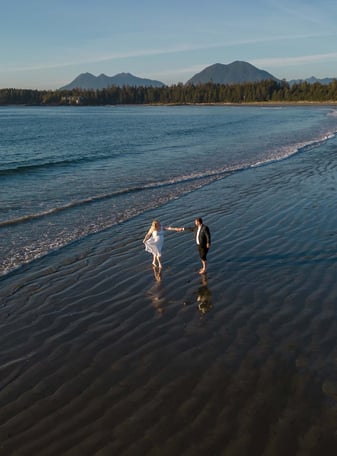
[2,142,337,455]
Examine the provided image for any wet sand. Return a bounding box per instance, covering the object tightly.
[2,141,337,455]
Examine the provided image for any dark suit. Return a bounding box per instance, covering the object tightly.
[194,224,211,249]
[186,224,211,261]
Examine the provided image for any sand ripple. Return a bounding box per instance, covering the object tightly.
[2,143,337,454]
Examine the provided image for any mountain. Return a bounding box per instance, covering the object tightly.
[289,76,336,86]
[187,61,279,85]
[60,72,165,90]
[60,64,337,91]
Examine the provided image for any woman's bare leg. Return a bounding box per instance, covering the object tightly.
[199,259,207,274]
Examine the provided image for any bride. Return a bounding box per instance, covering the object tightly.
[143,219,182,269]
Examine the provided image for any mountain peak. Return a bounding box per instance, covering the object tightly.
[187,61,278,85]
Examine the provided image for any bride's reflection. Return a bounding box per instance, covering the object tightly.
[153,266,162,283]
[196,274,212,315]
[148,266,165,315]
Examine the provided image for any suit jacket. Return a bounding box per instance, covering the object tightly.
[187,224,211,248]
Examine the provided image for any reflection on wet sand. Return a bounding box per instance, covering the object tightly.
[148,266,165,315]
[197,275,213,315]
[152,265,162,283]
[147,268,213,317]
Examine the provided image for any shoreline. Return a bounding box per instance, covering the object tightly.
[148,101,337,108]
[2,137,337,453]
[1,101,337,108]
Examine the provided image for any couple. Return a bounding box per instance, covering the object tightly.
[143,217,211,274]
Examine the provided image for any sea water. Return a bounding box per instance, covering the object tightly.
[1,105,337,277]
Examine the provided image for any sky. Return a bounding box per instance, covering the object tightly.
[1,0,337,90]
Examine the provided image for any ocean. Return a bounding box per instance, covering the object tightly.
[3,104,337,454]
[1,104,337,278]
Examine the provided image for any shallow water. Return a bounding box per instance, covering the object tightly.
[1,105,337,276]
[2,132,337,454]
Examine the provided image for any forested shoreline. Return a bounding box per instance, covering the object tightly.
[1,79,337,106]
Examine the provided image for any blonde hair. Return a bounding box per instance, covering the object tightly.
[151,219,161,230]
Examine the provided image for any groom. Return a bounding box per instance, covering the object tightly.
[183,217,211,274]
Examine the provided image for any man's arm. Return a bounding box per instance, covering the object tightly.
[182,225,195,233]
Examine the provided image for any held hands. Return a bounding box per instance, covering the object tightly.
[168,226,184,232]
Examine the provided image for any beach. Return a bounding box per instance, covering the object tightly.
[2,134,337,455]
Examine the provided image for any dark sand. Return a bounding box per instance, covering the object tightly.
[2,141,337,455]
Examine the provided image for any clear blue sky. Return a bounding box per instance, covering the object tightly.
[1,0,337,90]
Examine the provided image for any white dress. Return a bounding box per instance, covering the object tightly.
[145,228,164,256]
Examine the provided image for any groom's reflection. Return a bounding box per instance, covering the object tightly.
[196,275,212,315]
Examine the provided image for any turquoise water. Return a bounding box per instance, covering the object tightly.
[1,105,337,276]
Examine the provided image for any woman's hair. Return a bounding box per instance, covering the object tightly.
[151,219,160,230]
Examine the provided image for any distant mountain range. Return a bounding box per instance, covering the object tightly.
[60,72,165,90]
[59,61,336,90]
[288,76,335,85]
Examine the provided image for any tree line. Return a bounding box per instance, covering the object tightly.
[1,79,337,106]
